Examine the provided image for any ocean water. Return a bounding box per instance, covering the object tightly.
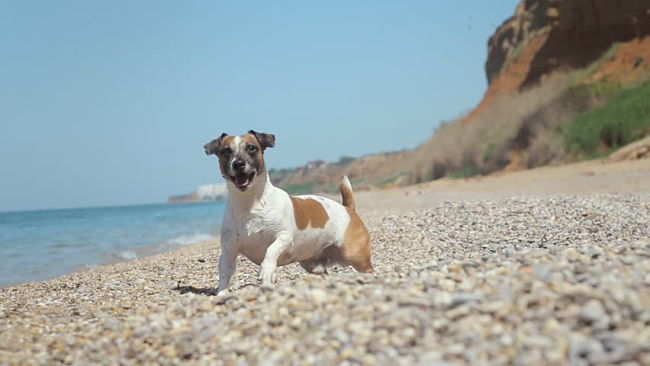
[0,201,226,288]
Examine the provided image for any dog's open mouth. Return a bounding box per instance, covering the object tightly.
[230,172,255,190]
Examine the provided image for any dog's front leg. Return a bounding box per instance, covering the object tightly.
[217,243,238,293]
[259,231,291,286]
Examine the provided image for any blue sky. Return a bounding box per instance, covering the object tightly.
[0,1,518,212]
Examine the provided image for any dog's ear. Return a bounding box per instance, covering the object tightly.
[248,130,276,149]
[204,133,228,155]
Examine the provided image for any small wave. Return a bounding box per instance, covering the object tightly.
[129,233,216,259]
[77,263,100,271]
[50,242,79,249]
[117,250,138,260]
[166,233,215,246]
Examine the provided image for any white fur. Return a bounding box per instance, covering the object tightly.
[217,172,352,291]
[231,136,241,150]
[226,136,242,174]
[341,175,351,189]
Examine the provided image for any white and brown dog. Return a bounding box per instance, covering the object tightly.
[204,130,372,292]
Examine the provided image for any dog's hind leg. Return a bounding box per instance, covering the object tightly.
[340,177,373,273]
[300,245,344,274]
[342,211,373,273]
[299,259,325,274]
[343,243,373,273]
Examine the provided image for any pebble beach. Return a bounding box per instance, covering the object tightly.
[1,160,650,365]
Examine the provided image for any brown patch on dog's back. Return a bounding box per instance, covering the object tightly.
[342,208,373,273]
[290,197,329,230]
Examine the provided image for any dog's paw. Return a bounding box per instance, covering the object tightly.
[258,266,277,287]
[260,282,276,291]
[213,289,234,304]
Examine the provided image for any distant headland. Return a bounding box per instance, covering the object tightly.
[168,183,227,203]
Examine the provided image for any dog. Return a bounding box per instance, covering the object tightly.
[204,130,372,292]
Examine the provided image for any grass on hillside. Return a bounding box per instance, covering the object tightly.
[283,182,316,195]
[377,175,400,187]
[451,164,479,179]
[560,79,650,159]
[568,43,621,83]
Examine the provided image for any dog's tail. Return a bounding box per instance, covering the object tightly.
[340,176,356,210]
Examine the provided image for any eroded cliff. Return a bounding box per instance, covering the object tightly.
[486,0,650,90]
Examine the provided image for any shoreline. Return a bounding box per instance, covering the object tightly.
[0,236,222,291]
[0,202,224,290]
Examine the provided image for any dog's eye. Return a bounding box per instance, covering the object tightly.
[245,145,257,153]
[221,148,232,155]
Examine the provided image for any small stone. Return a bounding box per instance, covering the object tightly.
[418,350,443,365]
[307,288,328,304]
[569,333,605,364]
[450,292,484,308]
[532,264,553,281]
[65,336,76,346]
[580,299,610,330]
[446,343,465,355]
[289,318,302,329]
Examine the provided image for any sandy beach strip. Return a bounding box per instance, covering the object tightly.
[1,159,650,365]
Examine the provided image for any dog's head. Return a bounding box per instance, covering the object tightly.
[204,130,275,191]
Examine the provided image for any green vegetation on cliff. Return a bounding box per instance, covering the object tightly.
[561,79,650,159]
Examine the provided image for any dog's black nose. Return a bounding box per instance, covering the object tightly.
[232,159,245,171]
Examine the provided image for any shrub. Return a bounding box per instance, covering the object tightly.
[451,164,479,179]
[283,182,316,195]
[337,156,355,165]
[561,79,650,158]
[377,175,400,187]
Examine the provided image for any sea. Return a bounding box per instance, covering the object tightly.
[0,201,226,288]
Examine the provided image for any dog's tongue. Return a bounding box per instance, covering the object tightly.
[234,173,250,187]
